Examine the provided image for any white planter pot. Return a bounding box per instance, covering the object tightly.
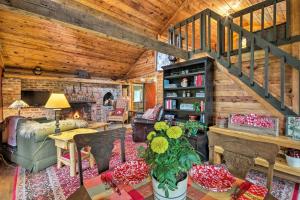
[286,154,300,168]
[152,174,188,200]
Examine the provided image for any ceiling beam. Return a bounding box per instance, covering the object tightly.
[0,0,188,60]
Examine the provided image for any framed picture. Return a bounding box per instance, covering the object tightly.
[155,52,171,71]
[286,116,300,140]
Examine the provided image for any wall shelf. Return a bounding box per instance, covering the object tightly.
[162,57,214,123]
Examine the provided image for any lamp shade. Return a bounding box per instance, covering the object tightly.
[8,100,29,109]
[45,93,70,109]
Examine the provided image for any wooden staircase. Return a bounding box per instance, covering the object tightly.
[168,0,300,116]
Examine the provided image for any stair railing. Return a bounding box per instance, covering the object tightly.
[168,0,300,115]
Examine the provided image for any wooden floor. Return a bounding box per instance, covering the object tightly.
[0,158,17,200]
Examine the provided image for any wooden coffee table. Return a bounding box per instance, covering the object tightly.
[49,128,98,177]
[87,122,109,130]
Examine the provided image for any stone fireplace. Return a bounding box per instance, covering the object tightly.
[2,77,121,121]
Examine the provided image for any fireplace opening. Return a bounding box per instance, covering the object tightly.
[64,103,92,121]
[103,92,114,106]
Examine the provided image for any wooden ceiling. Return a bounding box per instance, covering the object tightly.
[0,0,286,78]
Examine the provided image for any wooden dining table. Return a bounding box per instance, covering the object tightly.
[71,175,244,200]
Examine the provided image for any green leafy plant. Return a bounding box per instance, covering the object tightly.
[184,121,207,137]
[138,122,201,197]
[193,102,200,112]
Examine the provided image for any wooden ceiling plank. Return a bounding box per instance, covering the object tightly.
[73,0,159,37]
[0,43,4,69]
[1,1,188,59]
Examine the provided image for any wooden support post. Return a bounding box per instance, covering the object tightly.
[0,1,188,59]
[290,0,300,114]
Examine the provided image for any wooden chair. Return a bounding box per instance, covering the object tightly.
[208,131,280,199]
[107,98,129,126]
[67,128,126,200]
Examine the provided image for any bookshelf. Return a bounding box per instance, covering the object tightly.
[162,57,214,127]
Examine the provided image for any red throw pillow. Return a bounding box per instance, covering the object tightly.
[114,108,124,116]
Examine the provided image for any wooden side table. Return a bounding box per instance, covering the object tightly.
[48,128,98,177]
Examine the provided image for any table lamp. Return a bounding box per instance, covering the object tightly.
[45,93,70,134]
[8,100,29,116]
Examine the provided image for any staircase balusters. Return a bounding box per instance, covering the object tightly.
[179,24,182,48]
[250,11,253,32]
[227,24,231,66]
[201,13,206,50]
[264,47,270,97]
[208,13,211,52]
[250,36,255,85]
[280,56,286,109]
[273,0,277,42]
[238,30,243,76]
[185,20,189,51]
[168,29,172,45]
[261,7,265,37]
[172,28,176,46]
[192,17,195,53]
[217,19,222,58]
[240,15,243,28]
[285,0,291,39]
[167,0,298,115]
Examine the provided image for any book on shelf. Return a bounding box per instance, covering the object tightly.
[165,99,177,109]
[195,92,205,98]
[194,74,205,87]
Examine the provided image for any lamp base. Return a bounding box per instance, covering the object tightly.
[54,110,62,135]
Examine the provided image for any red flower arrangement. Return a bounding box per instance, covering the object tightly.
[113,160,149,185]
[230,114,275,129]
[190,165,235,192]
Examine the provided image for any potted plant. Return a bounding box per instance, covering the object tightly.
[138,122,201,199]
[184,121,206,137]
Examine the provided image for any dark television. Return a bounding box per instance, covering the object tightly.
[21,91,50,107]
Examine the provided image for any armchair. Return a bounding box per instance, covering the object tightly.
[132,105,163,142]
[107,98,129,126]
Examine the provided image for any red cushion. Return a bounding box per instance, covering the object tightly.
[114,108,125,116]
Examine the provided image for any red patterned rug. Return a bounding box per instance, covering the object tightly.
[12,134,299,200]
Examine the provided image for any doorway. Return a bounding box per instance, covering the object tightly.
[144,82,156,110]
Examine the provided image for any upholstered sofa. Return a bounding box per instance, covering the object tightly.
[132,106,163,142]
[2,117,87,172]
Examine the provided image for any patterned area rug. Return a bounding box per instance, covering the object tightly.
[13,134,299,200]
